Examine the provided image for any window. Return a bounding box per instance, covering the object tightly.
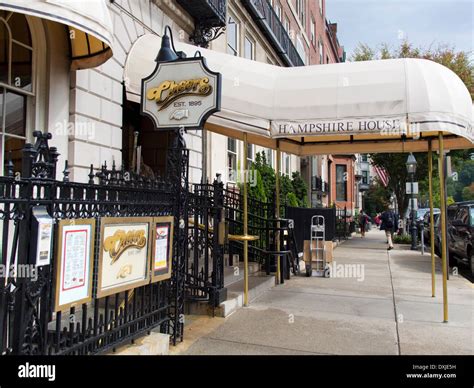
[311,156,318,176]
[326,54,329,64]
[246,143,254,164]
[0,12,33,173]
[281,153,290,175]
[457,207,469,224]
[295,0,306,28]
[244,36,255,60]
[336,164,347,201]
[265,148,273,167]
[362,170,369,185]
[284,16,290,34]
[470,207,474,226]
[296,36,306,65]
[318,39,323,64]
[227,138,237,181]
[227,15,239,56]
[319,0,323,15]
[275,3,282,20]
[310,17,315,45]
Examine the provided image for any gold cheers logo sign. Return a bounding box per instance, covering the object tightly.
[146,77,212,111]
[103,229,147,263]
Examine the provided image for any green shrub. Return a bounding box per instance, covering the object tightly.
[393,234,412,244]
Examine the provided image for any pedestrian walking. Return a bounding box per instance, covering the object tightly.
[374,213,381,228]
[380,206,398,250]
[358,210,369,237]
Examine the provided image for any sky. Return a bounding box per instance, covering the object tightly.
[325,0,473,59]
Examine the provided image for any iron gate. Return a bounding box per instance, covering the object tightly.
[0,130,189,355]
[186,179,226,307]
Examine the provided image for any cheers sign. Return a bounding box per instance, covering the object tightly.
[146,77,212,111]
[104,229,147,263]
[141,57,221,129]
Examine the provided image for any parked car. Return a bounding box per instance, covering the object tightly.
[423,210,440,244]
[433,204,457,260]
[447,201,474,275]
[416,208,432,223]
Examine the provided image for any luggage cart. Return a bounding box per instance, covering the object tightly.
[306,215,329,277]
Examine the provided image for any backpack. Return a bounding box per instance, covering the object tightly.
[385,212,394,229]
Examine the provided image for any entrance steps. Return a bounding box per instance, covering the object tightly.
[185,261,275,318]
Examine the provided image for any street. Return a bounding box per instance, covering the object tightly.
[174,230,473,355]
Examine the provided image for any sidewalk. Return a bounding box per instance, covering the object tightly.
[173,229,473,355]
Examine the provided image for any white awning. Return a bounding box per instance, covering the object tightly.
[0,0,114,69]
[125,34,473,155]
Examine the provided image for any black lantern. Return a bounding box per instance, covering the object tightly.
[406,153,417,175]
[155,26,186,63]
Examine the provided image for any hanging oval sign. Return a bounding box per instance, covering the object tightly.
[140,57,221,129]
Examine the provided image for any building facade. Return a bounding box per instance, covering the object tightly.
[1,0,346,207]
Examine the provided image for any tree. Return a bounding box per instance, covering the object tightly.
[363,179,392,216]
[370,152,428,219]
[290,171,309,207]
[244,151,310,208]
[353,40,473,216]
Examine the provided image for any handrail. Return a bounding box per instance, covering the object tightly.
[188,219,259,242]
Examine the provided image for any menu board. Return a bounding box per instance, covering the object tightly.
[151,216,174,283]
[54,219,95,311]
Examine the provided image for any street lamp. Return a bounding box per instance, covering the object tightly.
[406,153,418,250]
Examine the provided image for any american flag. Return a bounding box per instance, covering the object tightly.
[374,165,389,187]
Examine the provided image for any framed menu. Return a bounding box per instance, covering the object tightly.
[151,216,174,283]
[97,217,152,298]
[54,219,95,312]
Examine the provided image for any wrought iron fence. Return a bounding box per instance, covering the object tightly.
[0,130,189,355]
[335,207,354,241]
[186,180,226,307]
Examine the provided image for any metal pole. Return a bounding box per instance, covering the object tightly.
[243,133,249,306]
[410,173,418,250]
[438,132,448,322]
[428,141,435,297]
[275,145,281,285]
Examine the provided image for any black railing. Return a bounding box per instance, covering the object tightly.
[0,130,192,355]
[177,0,227,47]
[177,0,226,25]
[335,207,355,241]
[186,180,227,307]
[222,187,298,279]
[242,0,305,67]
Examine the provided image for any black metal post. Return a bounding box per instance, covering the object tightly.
[410,172,418,250]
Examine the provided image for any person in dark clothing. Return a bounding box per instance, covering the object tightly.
[358,210,369,237]
[380,206,398,250]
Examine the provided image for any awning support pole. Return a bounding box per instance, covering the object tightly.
[438,132,448,322]
[243,132,249,306]
[428,140,435,297]
[275,145,281,285]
